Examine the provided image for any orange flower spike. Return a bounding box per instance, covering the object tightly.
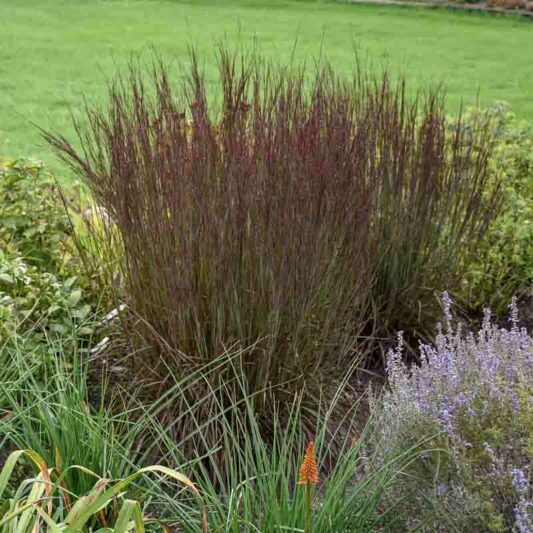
[298,441,319,485]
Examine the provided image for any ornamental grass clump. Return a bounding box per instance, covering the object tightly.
[145,360,423,532]
[0,330,423,532]
[375,294,533,531]
[44,49,497,422]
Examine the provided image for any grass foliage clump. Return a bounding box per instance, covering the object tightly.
[44,50,499,419]
[148,372,420,532]
[0,448,200,533]
[0,333,422,532]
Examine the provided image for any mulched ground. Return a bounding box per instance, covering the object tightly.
[515,292,533,331]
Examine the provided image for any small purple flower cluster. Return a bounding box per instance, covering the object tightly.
[381,293,533,531]
[514,469,533,533]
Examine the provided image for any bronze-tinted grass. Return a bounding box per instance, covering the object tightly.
[44,49,498,413]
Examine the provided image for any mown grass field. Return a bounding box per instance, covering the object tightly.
[1,0,532,176]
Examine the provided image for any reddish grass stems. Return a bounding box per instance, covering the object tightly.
[45,50,498,411]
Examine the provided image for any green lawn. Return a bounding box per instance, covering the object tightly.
[1,0,532,176]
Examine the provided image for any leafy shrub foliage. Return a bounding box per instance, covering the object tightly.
[0,159,70,272]
[0,159,94,345]
[373,294,533,532]
[0,250,91,340]
[44,51,498,420]
[460,106,533,314]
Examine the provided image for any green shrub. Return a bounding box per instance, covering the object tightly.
[0,248,92,342]
[0,159,70,273]
[460,106,533,314]
[0,159,95,346]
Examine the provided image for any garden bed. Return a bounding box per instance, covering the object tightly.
[1,46,532,531]
[347,0,533,16]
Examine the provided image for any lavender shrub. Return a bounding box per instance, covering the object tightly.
[375,294,533,532]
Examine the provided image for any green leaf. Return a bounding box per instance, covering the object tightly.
[64,277,77,289]
[0,450,50,529]
[64,466,202,532]
[51,323,67,334]
[66,289,82,308]
[114,500,144,533]
[0,273,14,284]
[72,304,91,319]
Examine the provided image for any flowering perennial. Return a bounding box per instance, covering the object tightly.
[379,293,533,531]
[298,441,319,486]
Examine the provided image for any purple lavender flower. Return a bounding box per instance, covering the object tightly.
[378,295,533,530]
[513,469,530,494]
[515,499,533,533]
